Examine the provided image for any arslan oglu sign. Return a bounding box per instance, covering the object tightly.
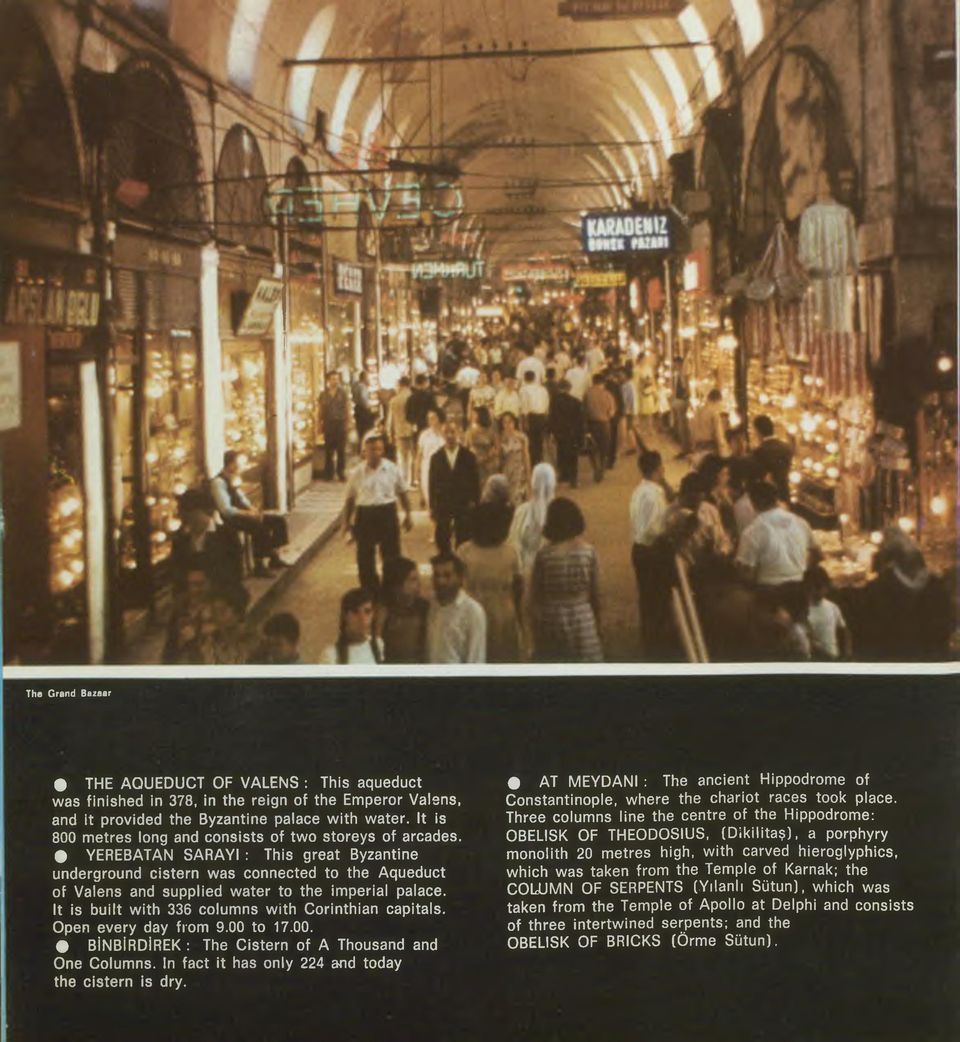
[580,210,674,254]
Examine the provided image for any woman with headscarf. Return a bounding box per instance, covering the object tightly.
[509,462,557,576]
[458,501,524,663]
[415,408,445,511]
[857,528,953,661]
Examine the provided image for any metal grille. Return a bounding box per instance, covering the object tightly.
[215,125,273,254]
[105,57,206,234]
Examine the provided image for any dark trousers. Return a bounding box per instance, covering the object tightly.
[555,437,579,486]
[632,542,670,659]
[587,420,610,481]
[607,417,619,467]
[355,407,376,444]
[354,504,401,593]
[527,414,548,465]
[434,510,471,554]
[230,512,288,562]
[324,428,347,480]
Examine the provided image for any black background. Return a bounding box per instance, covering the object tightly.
[4,675,958,1041]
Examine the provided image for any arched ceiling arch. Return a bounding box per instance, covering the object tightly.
[166,0,771,264]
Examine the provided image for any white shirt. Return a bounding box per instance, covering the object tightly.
[455,365,481,389]
[443,445,460,469]
[586,346,606,374]
[553,350,571,375]
[379,363,402,391]
[736,508,814,585]
[347,458,408,507]
[565,366,590,401]
[733,492,757,536]
[493,388,522,419]
[516,356,546,385]
[426,590,486,663]
[807,599,845,659]
[519,383,550,416]
[320,638,384,665]
[630,480,667,547]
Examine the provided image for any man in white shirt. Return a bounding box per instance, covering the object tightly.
[736,481,817,587]
[516,348,546,385]
[493,376,522,421]
[387,377,416,485]
[629,450,669,655]
[519,370,550,465]
[565,356,590,401]
[426,552,486,663]
[342,432,414,593]
[585,341,606,375]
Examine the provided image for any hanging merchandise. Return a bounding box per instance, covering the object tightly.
[798,198,858,334]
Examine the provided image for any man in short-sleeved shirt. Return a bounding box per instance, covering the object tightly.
[736,481,816,587]
[342,433,413,592]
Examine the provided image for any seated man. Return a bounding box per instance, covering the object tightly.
[210,450,289,578]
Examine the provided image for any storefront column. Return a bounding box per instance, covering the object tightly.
[271,265,290,514]
[80,361,107,664]
[200,243,224,478]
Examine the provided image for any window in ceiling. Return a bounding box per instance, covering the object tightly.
[613,95,660,182]
[641,32,695,136]
[287,6,337,135]
[678,4,722,103]
[361,85,394,153]
[630,70,675,159]
[227,0,273,92]
[329,64,363,156]
[732,0,764,57]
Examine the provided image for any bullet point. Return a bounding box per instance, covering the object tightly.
[56,940,69,954]
[507,776,521,790]
[54,850,68,864]
[54,778,68,792]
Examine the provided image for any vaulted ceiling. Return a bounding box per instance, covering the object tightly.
[166,0,771,261]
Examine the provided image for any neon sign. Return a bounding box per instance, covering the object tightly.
[411,260,486,280]
[264,179,464,229]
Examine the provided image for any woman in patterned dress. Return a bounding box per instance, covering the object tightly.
[498,411,531,505]
[530,497,603,662]
[464,406,500,489]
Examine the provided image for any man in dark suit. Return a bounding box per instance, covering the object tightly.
[752,414,794,502]
[550,378,585,487]
[429,420,480,553]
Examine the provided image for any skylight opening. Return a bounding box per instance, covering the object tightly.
[288,7,337,135]
[678,4,722,103]
[227,0,273,93]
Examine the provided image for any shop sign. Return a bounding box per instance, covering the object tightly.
[235,277,283,337]
[3,257,100,328]
[265,179,464,229]
[559,0,684,19]
[334,261,364,297]
[501,262,571,283]
[574,270,627,289]
[411,260,486,281]
[581,210,673,254]
[683,252,704,294]
[0,342,21,431]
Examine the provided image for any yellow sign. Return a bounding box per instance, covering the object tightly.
[574,270,627,289]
